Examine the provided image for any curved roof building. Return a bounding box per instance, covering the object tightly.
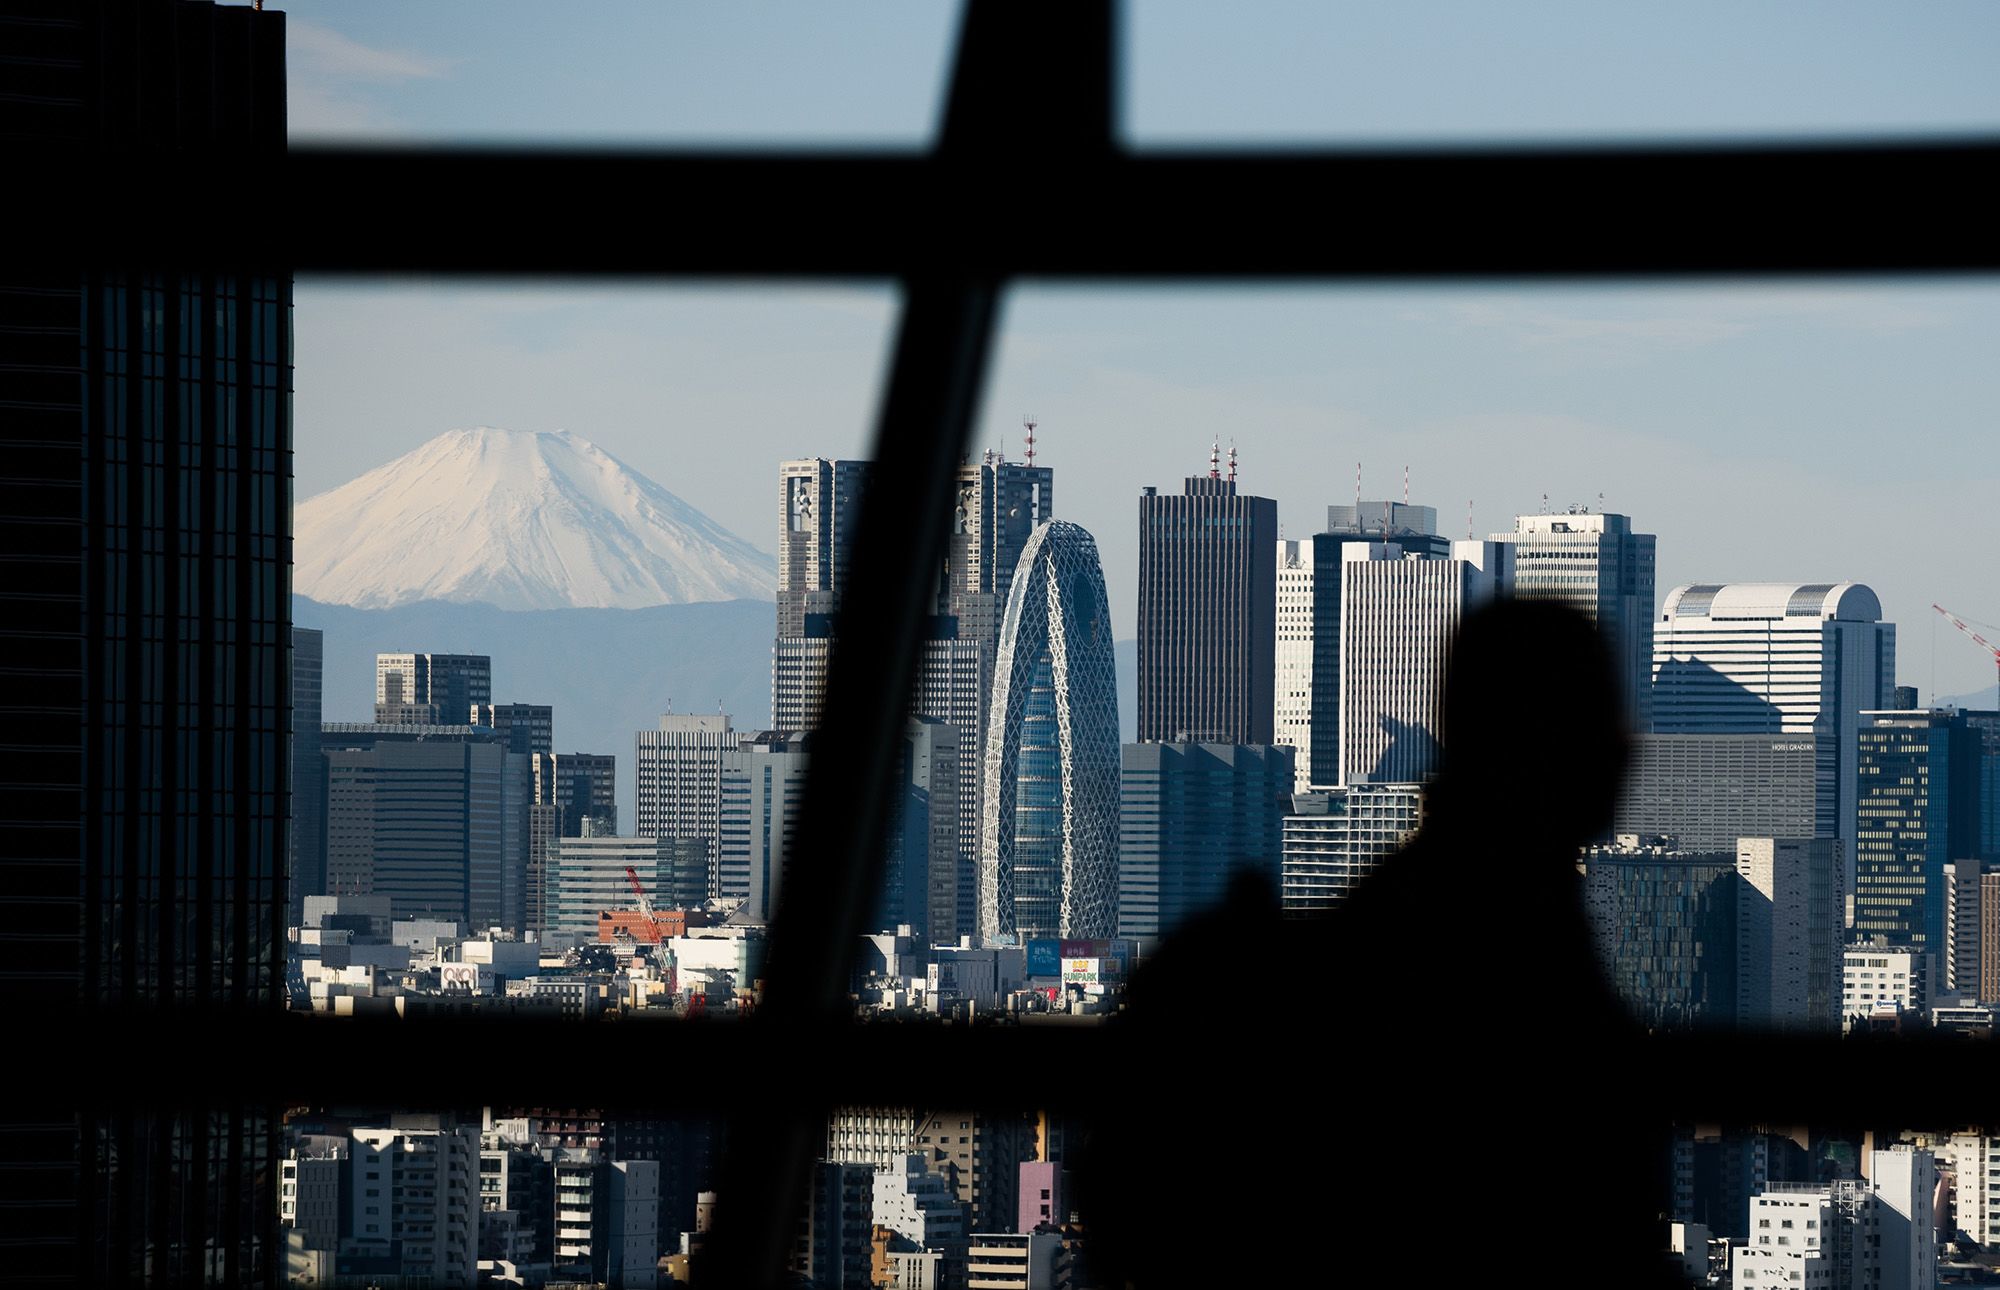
[978,520,1120,941]
[1653,580,1896,874]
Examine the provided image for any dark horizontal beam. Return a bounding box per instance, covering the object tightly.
[23,139,2000,278]
[26,1008,2000,1123]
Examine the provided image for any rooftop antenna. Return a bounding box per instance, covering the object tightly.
[1355,462,1362,512]
[1597,490,1605,512]
[1208,439,1221,480]
[1023,415,1037,468]
[1403,465,1410,506]
[1227,440,1238,483]
[1541,491,1549,515]
[1467,500,1474,540]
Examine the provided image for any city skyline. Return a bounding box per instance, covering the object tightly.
[293,280,2000,710]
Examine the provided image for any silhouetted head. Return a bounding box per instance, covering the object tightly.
[1430,599,1629,850]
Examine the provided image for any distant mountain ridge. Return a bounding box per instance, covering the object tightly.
[296,427,775,611]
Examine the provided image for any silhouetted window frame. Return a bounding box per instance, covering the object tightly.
[38,1,2000,1284]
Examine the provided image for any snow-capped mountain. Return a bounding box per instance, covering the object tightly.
[295,427,776,610]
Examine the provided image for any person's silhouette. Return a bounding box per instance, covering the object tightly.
[1074,600,1687,1287]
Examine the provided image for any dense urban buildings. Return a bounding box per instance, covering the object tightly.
[1136,456,1278,745]
[978,521,1121,942]
[374,651,493,724]
[1492,509,1657,732]
[1653,582,1896,873]
[546,826,707,940]
[1116,742,1292,938]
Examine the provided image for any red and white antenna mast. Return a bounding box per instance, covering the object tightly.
[1022,415,1037,467]
[1208,439,1221,480]
[1227,441,1238,483]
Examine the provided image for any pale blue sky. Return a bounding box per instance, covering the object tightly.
[285,3,2000,703]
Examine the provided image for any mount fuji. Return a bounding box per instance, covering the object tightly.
[295,427,775,611]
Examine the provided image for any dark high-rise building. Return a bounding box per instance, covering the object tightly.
[1854,709,1984,951]
[293,627,326,913]
[374,651,492,724]
[1136,459,1277,744]
[880,718,960,943]
[473,702,554,756]
[1581,840,1741,1029]
[0,1,290,1281]
[322,723,532,930]
[1117,742,1293,939]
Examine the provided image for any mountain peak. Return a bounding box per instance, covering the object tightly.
[296,427,776,611]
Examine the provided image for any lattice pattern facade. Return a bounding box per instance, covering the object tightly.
[978,522,1119,940]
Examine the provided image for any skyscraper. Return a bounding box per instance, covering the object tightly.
[910,633,987,940]
[720,731,811,920]
[472,702,554,756]
[880,717,960,942]
[1278,785,1424,914]
[777,457,869,639]
[1653,582,1896,873]
[1136,456,1278,744]
[940,450,1053,661]
[1853,709,1983,952]
[979,521,1120,941]
[1274,503,1445,793]
[1117,742,1292,938]
[375,651,493,724]
[1337,539,1509,786]
[293,627,326,913]
[1492,509,1657,732]
[0,2,289,1278]
[635,713,734,899]
[322,723,531,930]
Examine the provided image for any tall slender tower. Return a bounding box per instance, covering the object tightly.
[979,522,1120,941]
[1136,457,1278,744]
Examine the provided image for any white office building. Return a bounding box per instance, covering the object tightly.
[1652,582,1895,873]
[1735,837,1843,1031]
[349,1119,481,1287]
[873,1155,966,1250]
[634,712,735,899]
[1735,1147,1935,1290]
[1275,537,1320,793]
[1941,1132,2000,1247]
[1841,940,1931,1028]
[720,731,810,919]
[1337,539,1508,786]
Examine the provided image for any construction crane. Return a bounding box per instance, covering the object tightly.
[1932,603,2000,691]
[623,865,667,948]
